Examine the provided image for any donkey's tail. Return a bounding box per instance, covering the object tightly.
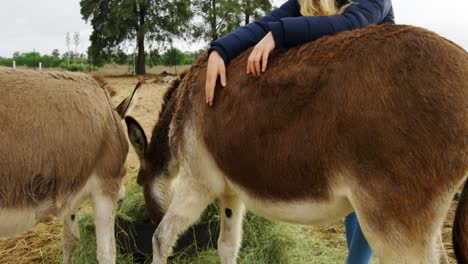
[453,176,468,264]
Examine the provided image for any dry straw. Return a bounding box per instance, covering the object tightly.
[0,218,62,264]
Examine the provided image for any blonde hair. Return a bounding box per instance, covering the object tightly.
[298,0,351,16]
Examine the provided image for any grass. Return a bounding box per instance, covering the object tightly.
[67,169,354,264]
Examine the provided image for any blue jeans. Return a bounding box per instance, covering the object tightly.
[344,212,373,264]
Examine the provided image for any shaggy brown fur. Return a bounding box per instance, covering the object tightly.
[131,24,468,263]
[0,67,128,208]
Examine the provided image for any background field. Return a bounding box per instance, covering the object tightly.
[0,75,459,264]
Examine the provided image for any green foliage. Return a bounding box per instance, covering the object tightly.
[0,50,92,70]
[0,57,14,67]
[147,49,162,67]
[1,51,60,68]
[160,48,190,66]
[80,0,194,74]
[59,63,95,72]
[12,51,41,67]
[111,48,131,65]
[192,0,272,41]
[240,0,272,24]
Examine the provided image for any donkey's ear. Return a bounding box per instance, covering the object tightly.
[116,82,142,118]
[125,116,147,159]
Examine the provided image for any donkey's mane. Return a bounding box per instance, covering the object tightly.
[91,74,117,97]
[141,71,189,183]
[157,71,188,122]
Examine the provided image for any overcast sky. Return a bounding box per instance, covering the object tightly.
[0,0,467,57]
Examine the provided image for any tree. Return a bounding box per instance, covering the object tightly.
[80,0,193,74]
[147,49,161,67]
[113,48,130,65]
[192,0,241,41]
[51,49,60,58]
[192,0,272,42]
[73,32,80,64]
[240,0,272,25]
[65,32,71,66]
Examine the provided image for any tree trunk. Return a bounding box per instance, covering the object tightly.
[210,0,218,41]
[136,3,146,75]
[245,0,251,25]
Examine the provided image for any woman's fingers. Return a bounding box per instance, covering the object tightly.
[247,46,271,77]
[254,51,262,77]
[247,50,255,75]
[247,31,275,77]
[205,70,217,105]
[219,63,227,87]
[205,61,227,106]
[205,51,228,106]
[262,50,269,73]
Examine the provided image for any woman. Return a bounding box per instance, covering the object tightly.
[204,0,394,263]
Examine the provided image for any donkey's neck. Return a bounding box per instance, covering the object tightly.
[145,82,179,174]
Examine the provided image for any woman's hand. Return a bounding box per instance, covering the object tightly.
[247,31,276,77]
[205,50,226,106]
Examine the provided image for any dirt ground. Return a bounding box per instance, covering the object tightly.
[0,75,460,263]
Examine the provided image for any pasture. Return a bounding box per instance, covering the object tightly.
[0,75,460,264]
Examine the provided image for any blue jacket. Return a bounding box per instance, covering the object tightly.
[210,0,395,64]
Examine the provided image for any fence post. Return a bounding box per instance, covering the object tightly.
[39,62,42,71]
[13,61,16,69]
[133,53,136,75]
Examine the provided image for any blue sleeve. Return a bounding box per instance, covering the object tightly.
[269,0,393,49]
[210,0,301,64]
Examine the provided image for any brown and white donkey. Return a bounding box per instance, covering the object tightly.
[126,25,468,264]
[0,68,140,263]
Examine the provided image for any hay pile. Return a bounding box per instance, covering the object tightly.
[0,218,62,264]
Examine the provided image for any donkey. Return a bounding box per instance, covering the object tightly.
[126,24,468,264]
[0,67,140,264]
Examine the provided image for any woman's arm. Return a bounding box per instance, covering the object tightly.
[269,0,393,49]
[210,0,301,64]
[206,0,301,106]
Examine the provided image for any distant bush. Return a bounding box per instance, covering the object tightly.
[159,48,203,66]
[59,62,98,72]
[0,51,88,70]
[0,57,13,67]
[1,47,204,71]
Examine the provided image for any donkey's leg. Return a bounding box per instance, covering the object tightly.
[218,194,245,264]
[152,179,215,264]
[62,212,80,264]
[350,201,449,264]
[118,183,126,201]
[92,192,117,264]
